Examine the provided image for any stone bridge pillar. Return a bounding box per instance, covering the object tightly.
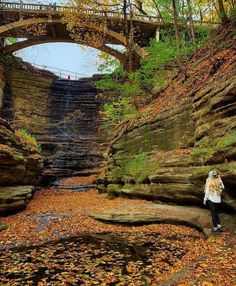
[155,27,160,42]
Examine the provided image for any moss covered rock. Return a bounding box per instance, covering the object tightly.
[0,221,8,231]
[0,118,43,214]
[102,26,236,211]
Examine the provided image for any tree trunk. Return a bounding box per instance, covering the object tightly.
[218,0,229,24]
[172,0,181,50]
[127,0,134,72]
[151,0,165,24]
[199,7,203,24]
[186,0,195,42]
[123,0,133,72]
[172,0,185,74]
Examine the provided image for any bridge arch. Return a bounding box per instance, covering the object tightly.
[1,37,126,63]
[0,17,148,60]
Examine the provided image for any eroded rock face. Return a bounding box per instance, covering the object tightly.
[2,67,53,138]
[2,63,104,185]
[42,79,103,183]
[0,118,43,213]
[0,186,34,213]
[102,25,236,211]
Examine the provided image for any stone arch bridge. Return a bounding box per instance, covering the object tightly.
[0,1,216,70]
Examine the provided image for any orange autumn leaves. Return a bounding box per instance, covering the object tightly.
[0,182,235,285]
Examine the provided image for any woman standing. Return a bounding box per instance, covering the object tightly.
[203,170,225,233]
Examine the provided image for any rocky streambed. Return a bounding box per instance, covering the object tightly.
[0,230,203,286]
[0,187,235,286]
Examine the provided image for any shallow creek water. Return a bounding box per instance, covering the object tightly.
[0,230,201,285]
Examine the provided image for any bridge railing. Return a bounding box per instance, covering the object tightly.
[1,1,218,27]
[1,1,161,23]
[31,62,86,79]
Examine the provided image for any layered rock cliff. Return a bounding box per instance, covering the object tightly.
[0,118,43,213]
[43,79,103,183]
[1,60,104,186]
[101,23,236,211]
[2,63,54,138]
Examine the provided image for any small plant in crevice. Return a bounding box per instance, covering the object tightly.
[15,129,41,152]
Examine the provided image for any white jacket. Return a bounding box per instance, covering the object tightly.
[204,179,224,203]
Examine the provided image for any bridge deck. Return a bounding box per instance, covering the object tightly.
[0,1,161,25]
[1,1,218,27]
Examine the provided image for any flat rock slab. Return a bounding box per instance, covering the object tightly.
[0,185,34,213]
[90,203,236,236]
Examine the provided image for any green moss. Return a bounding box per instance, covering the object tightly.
[219,161,236,174]
[215,131,236,150]
[107,151,160,184]
[107,165,123,182]
[191,147,215,163]
[195,136,212,148]
[0,222,8,231]
[107,184,123,198]
[124,153,148,182]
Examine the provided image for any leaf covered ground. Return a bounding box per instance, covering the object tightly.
[0,178,235,285]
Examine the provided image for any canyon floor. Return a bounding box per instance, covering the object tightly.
[0,176,235,286]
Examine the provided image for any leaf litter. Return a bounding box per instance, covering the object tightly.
[0,184,235,285]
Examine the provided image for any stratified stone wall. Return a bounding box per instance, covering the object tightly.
[0,118,43,213]
[2,64,104,184]
[4,67,54,139]
[101,26,236,211]
[43,79,104,181]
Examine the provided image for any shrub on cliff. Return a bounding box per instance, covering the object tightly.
[96,27,211,130]
[15,129,41,152]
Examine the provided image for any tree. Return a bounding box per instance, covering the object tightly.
[186,0,196,42]
[64,0,136,71]
[171,0,181,49]
[217,0,230,24]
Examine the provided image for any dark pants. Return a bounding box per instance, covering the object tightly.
[207,200,221,228]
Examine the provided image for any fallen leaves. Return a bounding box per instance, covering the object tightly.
[0,231,202,286]
[0,186,235,285]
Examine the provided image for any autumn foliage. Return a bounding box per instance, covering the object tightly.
[0,181,235,285]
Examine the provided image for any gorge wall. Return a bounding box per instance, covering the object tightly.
[1,62,104,180]
[101,24,236,211]
[0,57,105,212]
[0,118,43,213]
[0,23,235,214]
[43,79,103,183]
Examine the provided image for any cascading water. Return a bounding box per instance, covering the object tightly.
[42,78,104,185]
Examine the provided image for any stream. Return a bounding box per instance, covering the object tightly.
[0,229,201,285]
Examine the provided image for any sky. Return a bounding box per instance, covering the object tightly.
[14,0,104,78]
[16,44,103,78]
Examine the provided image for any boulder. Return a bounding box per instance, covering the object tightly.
[0,185,34,212]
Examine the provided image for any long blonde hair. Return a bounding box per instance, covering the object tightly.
[206,170,222,193]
